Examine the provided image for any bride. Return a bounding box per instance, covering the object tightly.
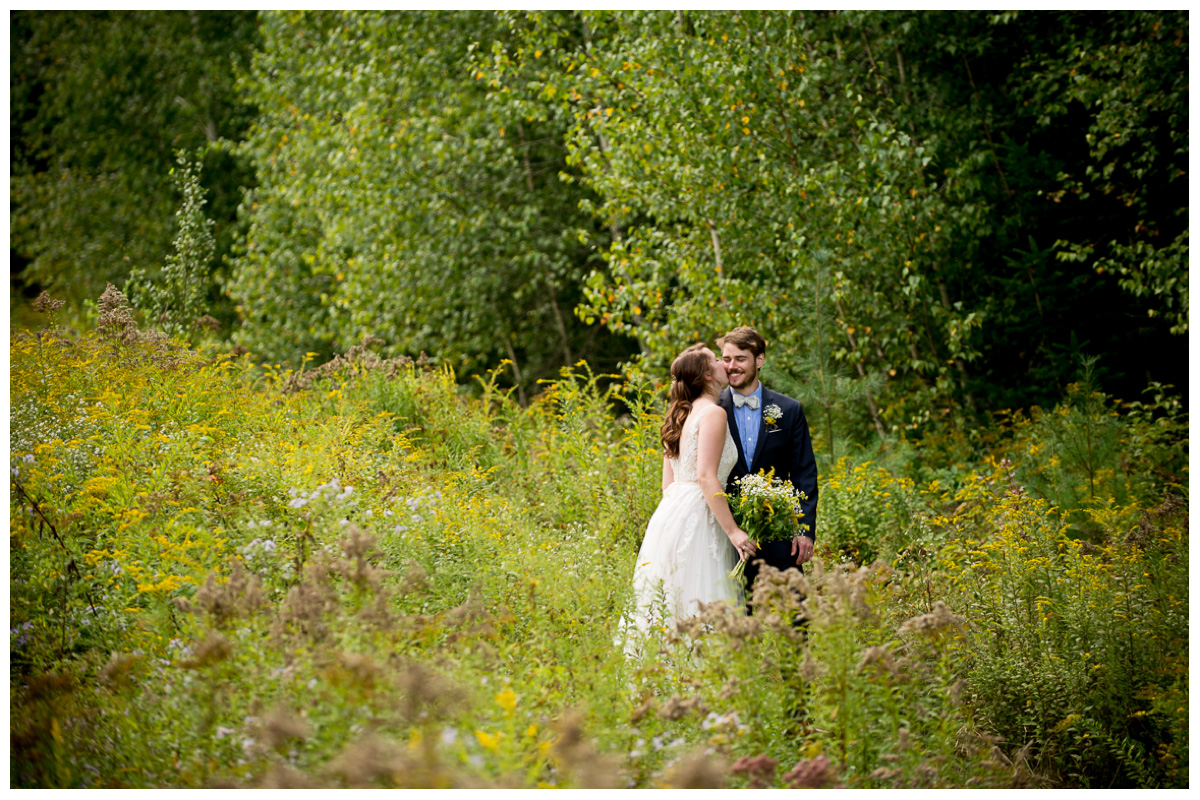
[627,343,757,641]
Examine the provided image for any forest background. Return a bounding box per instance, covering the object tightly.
[9,9,1190,789]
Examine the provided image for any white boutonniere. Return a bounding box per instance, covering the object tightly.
[762,403,783,429]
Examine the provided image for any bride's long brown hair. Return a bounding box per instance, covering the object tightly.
[661,343,714,458]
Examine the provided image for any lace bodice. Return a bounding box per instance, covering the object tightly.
[670,405,737,486]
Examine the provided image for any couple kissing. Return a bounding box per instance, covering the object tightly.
[628,326,819,638]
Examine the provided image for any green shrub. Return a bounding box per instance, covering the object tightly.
[937,485,1188,787]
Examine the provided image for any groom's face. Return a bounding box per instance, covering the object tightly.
[721,343,763,392]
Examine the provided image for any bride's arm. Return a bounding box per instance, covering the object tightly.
[696,409,756,559]
[662,455,674,493]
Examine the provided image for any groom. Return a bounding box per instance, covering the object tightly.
[718,326,819,603]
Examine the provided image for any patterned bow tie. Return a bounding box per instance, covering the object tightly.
[732,393,759,409]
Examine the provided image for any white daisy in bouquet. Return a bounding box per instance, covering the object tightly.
[729,469,807,579]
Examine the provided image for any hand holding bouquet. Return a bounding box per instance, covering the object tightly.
[729,469,806,580]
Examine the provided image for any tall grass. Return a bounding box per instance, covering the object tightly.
[9,312,1188,787]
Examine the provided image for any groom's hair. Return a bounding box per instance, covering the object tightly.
[718,326,766,358]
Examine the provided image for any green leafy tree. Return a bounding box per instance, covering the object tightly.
[11,11,257,311]
[227,11,631,395]
[489,11,982,435]
[488,10,1187,437]
[1025,13,1189,334]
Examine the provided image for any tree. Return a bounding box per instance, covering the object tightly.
[490,11,984,437]
[490,11,1188,436]
[10,11,257,312]
[226,11,632,394]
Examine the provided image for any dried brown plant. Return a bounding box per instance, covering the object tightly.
[731,753,778,787]
[356,591,398,631]
[96,283,151,346]
[666,750,727,788]
[656,693,706,721]
[394,661,466,722]
[260,707,312,751]
[191,560,265,628]
[324,732,475,788]
[258,764,319,788]
[98,652,139,688]
[441,595,500,644]
[282,335,427,394]
[870,765,903,784]
[335,525,388,590]
[898,601,965,636]
[98,285,135,336]
[325,734,402,787]
[551,710,623,788]
[745,564,810,638]
[276,557,339,642]
[855,645,900,677]
[336,651,381,689]
[194,314,220,332]
[401,562,430,595]
[630,692,655,723]
[783,754,838,788]
[31,291,66,314]
[182,632,232,669]
[797,647,823,681]
[912,762,940,787]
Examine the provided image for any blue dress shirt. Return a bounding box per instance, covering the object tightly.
[733,383,764,469]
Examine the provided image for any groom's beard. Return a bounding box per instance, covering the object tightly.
[728,365,758,392]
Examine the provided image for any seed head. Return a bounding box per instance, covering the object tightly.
[261,707,311,751]
[194,561,265,628]
[783,754,837,788]
[667,750,726,788]
[31,291,66,314]
[898,601,965,636]
[183,632,232,669]
[731,754,778,788]
[657,693,705,721]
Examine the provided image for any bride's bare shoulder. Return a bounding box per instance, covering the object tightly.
[693,401,727,433]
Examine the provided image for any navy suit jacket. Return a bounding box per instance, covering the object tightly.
[720,386,819,544]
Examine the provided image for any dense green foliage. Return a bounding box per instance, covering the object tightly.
[10,309,1188,788]
[11,10,1187,429]
[482,10,1187,423]
[10,10,257,308]
[224,11,630,391]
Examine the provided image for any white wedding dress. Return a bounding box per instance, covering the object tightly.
[627,405,741,643]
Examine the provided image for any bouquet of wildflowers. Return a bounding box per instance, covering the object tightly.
[729,469,806,580]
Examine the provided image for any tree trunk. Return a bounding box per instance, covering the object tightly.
[516,121,574,367]
[706,220,729,308]
[546,279,574,367]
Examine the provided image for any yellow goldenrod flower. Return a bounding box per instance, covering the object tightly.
[495,689,517,713]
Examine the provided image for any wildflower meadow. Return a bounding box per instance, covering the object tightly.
[9,299,1188,789]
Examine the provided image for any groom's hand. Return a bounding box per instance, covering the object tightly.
[791,534,814,565]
